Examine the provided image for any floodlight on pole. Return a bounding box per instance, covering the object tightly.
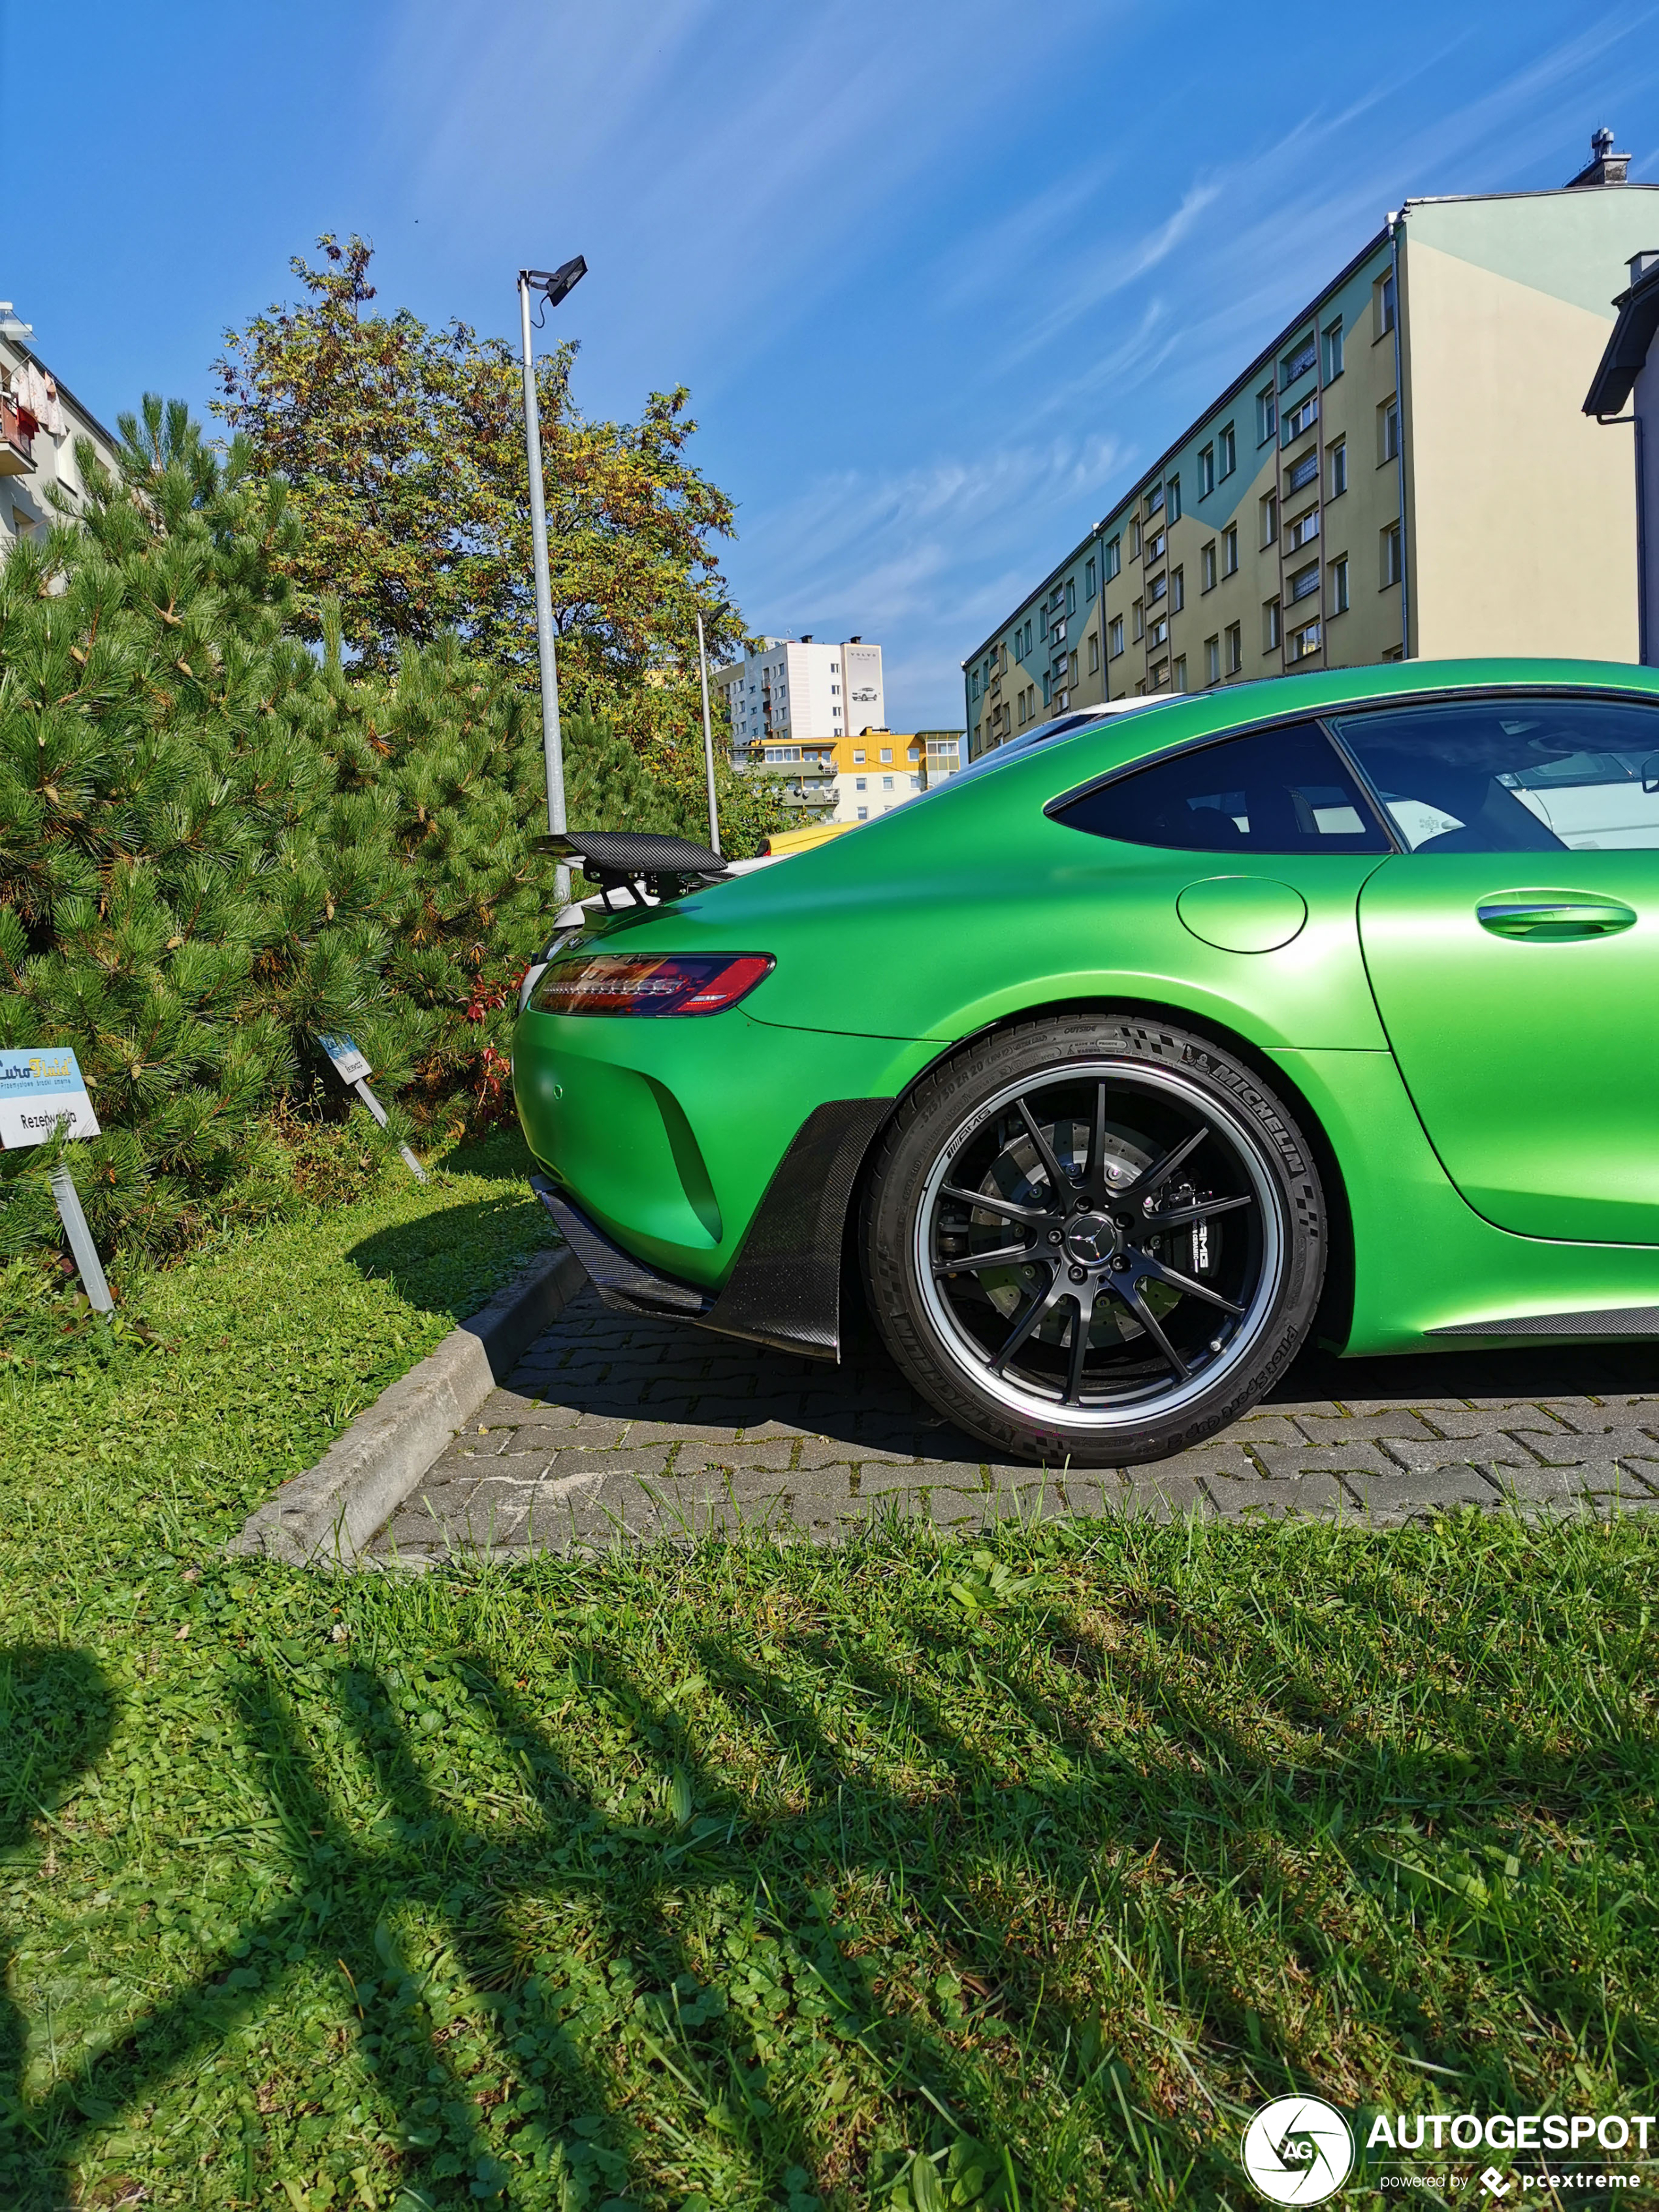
[695,598,730,857]
[518,254,587,912]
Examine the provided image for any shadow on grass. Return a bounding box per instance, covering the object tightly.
[3,1526,1655,2208]
[0,1648,118,2207]
[345,1193,558,1330]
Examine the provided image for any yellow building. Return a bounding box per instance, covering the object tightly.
[754,728,964,822]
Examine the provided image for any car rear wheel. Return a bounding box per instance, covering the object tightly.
[860,1016,1327,1466]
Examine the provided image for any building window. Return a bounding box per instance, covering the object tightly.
[1039,603,1048,641]
[1264,598,1282,652]
[1323,317,1344,381]
[1204,633,1221,686]
[1328,437,1348,499]
[1222,524,1238,576]
[856,775,867,789]
[1172,654,1187,693]
[1379,396,1400,464]
[882,775,894,789]
[1146,483,1164,517]
[1148,615,1169,650]
[1144,526,1166,568]
[1069,649,1078,686]
[1288,617,1321,663]
[1133,599,1145,641]
[1201,539,1217,592]
[1287,559,1319,605]
[1108,615,1125,656]
[1219,423,1236,478]
[1024,619,1033,655]
[1283,393,1319,442]
[1381,522,1402,587]
[1104,537,1121,581]
[1199,444,1215,498]
[1285,447,1319,496]
[857,806,868,819]
[1129,518,1142,560]
[1086,556,1097,599]
[1375,268,1397,339]
[1329,554,1349,615]
[1167,475,1182,522]
[854,749,865,763]
[1042,673,1052,707]
[1150,658,1170,690]
[1148,571,1167,605]
[1286,504,1319,553]
[1281,334,1317,388]
[1225,622,1242,673]
[1088,630,1099,673]
[1258,384,1278,445]
[1067,578,1076,615]
[1171,566,1185,614]
[973,721,981,748]
[880,747,892,762]
[1260,492,1278,549]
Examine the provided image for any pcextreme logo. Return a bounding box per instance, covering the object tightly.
[1242,2098,1356,2204]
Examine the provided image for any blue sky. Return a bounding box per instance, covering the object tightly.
[7,2,1658,727]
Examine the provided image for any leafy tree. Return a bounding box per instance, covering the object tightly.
[212,236,749,707]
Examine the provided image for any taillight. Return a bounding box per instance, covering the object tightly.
[529,952,775,1017]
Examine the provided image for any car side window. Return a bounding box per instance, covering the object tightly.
[1051,720,1390,854]
[1331,696,1659,854]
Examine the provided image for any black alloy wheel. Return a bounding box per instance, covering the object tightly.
[861,1016,1327,1465]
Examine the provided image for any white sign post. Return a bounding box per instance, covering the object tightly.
[316,1034,427,1183]
[0,1047,114,1313]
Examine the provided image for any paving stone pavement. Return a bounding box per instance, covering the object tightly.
[366,1286,1659,1562]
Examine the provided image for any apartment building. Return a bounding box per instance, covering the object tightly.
[963,129,1659,755]
[0,301,119,545]
[724,726,964,825]
[715,635,886,756]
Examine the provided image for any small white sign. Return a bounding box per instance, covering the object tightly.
[317,1033,372,1084]
[0,1046,101,1150]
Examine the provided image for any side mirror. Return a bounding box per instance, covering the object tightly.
[1643,755,1659,795]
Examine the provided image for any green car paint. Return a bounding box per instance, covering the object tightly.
[513,656,1659,1360]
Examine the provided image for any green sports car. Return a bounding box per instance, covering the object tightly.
[514,657,1659,1466]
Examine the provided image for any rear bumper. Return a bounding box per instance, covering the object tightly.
[530,1095,891,1362]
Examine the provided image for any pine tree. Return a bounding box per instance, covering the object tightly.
[0,403,400,1260]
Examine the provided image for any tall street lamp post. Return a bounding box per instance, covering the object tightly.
[694,598,730,857]
[518,255,587,910]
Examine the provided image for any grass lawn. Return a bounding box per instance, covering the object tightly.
[1,1134,1656,2210]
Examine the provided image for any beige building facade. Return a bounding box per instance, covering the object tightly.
[965,132,1659,755]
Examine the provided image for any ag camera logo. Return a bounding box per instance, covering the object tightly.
[1241,2097,1355,2204]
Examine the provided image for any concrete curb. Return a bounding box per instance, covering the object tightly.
[231,1243,588,1568]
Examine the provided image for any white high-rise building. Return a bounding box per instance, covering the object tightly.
[713,635,885,753]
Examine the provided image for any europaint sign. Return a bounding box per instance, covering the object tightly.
[0,1047,100,1149]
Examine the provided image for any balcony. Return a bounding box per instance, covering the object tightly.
[0,397,35,476]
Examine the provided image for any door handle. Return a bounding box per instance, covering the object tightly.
[1476,898,1637,940]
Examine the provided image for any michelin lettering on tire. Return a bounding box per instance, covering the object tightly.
[1240,2096,1355,2204]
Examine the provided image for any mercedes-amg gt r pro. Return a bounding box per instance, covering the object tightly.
[514,658,1659,1466]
